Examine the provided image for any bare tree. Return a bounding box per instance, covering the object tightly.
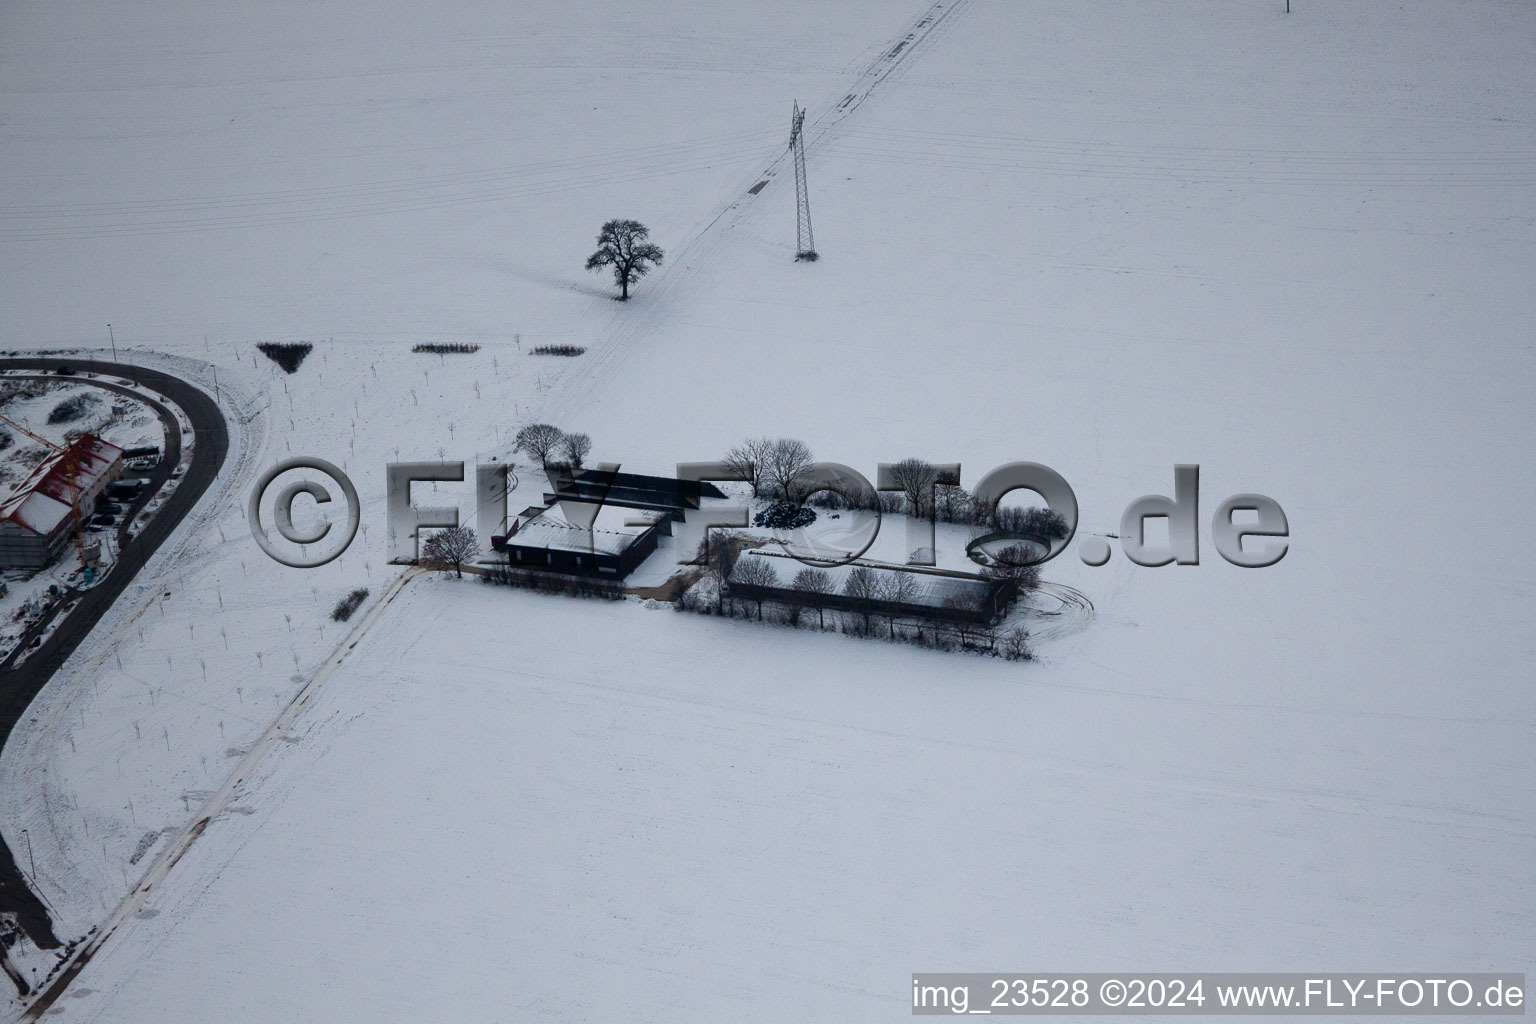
[702,532,745,614]
[984,543,1044,579]
[886,458,939,517]
[880,571,920,605]
[878,571,921,637]
[421,525,478,578]
[934,483,971,524]
[559,432,592,469]
[791,567,833,629]
[585,219,664,300]
[763,437,814,501]
[993,505,1071,544]
[982,543,1042,605]
[1000,626,1031,661]
[514,423,564,465]
[732,556,779,620]
[722,436,772,498]
[843,565,879,633]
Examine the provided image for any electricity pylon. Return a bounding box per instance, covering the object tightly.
[789,102,817,261]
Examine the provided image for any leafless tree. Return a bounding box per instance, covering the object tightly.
[981,543,1042,606]
[791,567,833,629]
[701,532,745,613]
[732,556,779,619]
[514,423,564,465]
[886,458,940,518]
[704,532,743,579]
[764,437,814,501]
[1000,626,1032,661]
[881,571,920,605]
[878,571,921,637]
[722,436,772,498]
[585,219,664,300]
[421,525,478,578]
[993,505,1070,543]
[843,565,879,633]
[560,432,592,469]
[934,483,971,524]
[940,590,990,647]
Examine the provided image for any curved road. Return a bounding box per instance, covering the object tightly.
[0,377,184,675]
[0,358,228,990]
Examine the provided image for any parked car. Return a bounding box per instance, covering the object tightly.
[108,479,146,495]
[90,513,115,527]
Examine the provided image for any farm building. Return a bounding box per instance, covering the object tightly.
[494,501,664,579]
[0,433,124,569]
[541,469,726,536]
[725,553,1014,627]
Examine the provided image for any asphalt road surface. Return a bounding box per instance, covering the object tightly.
[0,358,228,990]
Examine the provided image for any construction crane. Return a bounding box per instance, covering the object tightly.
[0,413,64,453]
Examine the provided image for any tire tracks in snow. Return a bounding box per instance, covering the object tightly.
[1025,581,1096,644]
[18,5,978,1010]
[18,569,425,1020]
[538,0,978,429]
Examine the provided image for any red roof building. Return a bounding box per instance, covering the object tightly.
[0,434,124,569]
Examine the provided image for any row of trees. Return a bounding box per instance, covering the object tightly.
[721,438,1071,540]
[482,556,626,600]
[722,436,814,500]
[730,554,1030,623]
[514,423,592,469]
[682,556,1031,659]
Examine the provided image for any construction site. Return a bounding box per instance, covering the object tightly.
[0,372,170,663]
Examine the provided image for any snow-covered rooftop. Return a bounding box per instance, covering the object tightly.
[0,433,123,537]
[728,552,1000,610]
[509,502,662,557]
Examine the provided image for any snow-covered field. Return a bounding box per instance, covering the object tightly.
[42,574,1535,1021]
[0,0,1532,1020]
